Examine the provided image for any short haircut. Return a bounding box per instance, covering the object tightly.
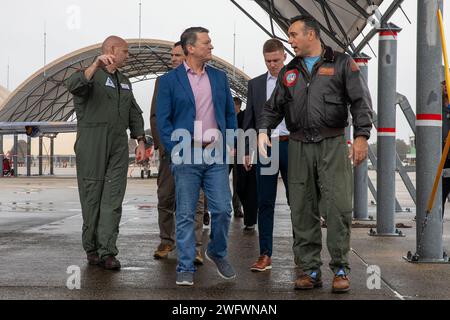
[289,15,321,38]
[180,27,209,56]
[263,38,284,54]
[101,35,126,53]
[174,41,182,48]
[233,96,242,105]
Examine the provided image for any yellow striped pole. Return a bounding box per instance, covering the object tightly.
[427,9,450,214]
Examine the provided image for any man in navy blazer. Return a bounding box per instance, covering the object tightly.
[156,27,237,286]
[243,39,289,273]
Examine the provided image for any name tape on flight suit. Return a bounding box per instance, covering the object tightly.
[120,83,131,90]
[318,67,335,76]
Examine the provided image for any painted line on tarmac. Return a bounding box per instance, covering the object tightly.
[119,217,139,227]
[121,267,150,271]
[351,247,406,300]
[64,213,81,219]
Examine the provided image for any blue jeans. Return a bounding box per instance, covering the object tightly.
[255,140,289,257]
[171,161,232,273]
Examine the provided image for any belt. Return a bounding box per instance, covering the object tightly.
[278,135,290,142]
[192,140,215,148]
[290,127,344,143]
[270,135,289,142]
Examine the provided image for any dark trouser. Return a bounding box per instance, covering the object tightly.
[228,163,243,213]
[157,153,205,250]
[76,127,128,259]
[255,139,289,257]
[236,164,258,226]
[288,135,352,275]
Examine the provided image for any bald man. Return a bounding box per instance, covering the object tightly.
[65,36,146,270]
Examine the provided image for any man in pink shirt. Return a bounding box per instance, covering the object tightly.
[156,27,237,286]
[150,41,208,265]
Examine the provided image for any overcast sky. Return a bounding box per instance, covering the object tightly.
[0,0,449,154]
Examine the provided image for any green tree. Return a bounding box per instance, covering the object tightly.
[368,140,409,161]
[396,139,409,161]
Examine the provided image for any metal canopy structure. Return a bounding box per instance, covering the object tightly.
[0,86,9,108]
[0,39,250,123]
[232,0,405,54]
[0,122,77,135]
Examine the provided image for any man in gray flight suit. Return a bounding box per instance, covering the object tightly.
[65,36,146,270]
[258,16,373,293]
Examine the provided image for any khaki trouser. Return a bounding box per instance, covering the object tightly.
[229,163,242,213]
[288,135,353,275]
[157,153,205,250]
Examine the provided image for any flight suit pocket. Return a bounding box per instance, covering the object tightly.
[323,94,348,128]
[287,141,313,203]
[105,176,124,209]
[75,124,108,178]
[82,178,103,206]
[331,137,353,213]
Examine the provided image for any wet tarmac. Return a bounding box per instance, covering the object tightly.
[0,174,449,300]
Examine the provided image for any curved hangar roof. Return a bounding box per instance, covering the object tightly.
[0,39,250,122]
[0,86,10,108]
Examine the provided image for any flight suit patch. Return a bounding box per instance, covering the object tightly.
[283,69,299,87]
[318,67,335,76]
[105,77,116,88]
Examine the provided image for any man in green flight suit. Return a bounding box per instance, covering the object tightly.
[65,36,146,270]
[258,16,373,293]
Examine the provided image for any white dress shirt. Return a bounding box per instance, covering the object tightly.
[267,73,289,138]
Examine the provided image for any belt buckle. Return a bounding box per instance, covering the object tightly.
[193,140,204,148]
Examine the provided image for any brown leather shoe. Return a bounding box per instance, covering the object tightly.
[294,273,323,290]
[86,253,100,265]
[99,256,121,270]
[194,250,204,265]
[153,243,175,259]
[332,274,350,293]
[250,255,272,272]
